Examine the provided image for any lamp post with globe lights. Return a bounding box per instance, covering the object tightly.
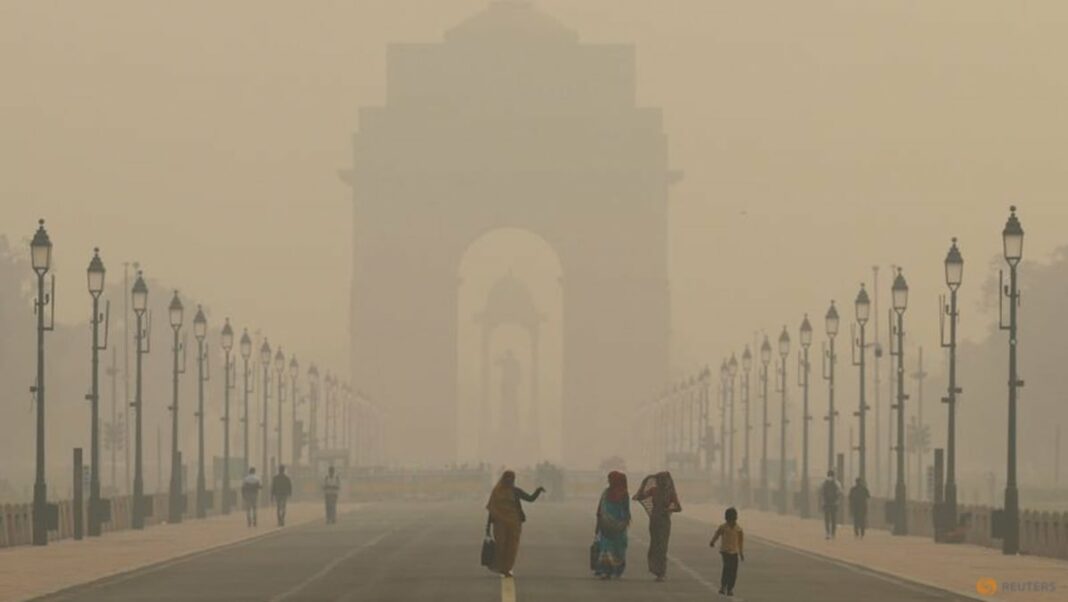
[220,319,235,514]
[938,238,963,539]
[240,330,253,472]
[777,327,791,514]
[798,315,813,518]
[999,207,1024,555]
[274,348,286,470]
[727,354,738,500]
[193,307,209,519]
[86,248,110,536]
[823,302,840,473]
[167,291,187,524]
[130,272,151,529]
[260,340,272,499]
[890,268,910,535]
[30,220,56,545]
[289,356,300,467]
[760,336,772,510]
[741,347,753,506]
[852,285,872,482]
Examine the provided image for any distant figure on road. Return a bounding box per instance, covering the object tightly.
[485,470,545,577]
[593,471,631,579]
[848,477,871,538]
[272,465,293,527]
[323,466,341,524]
[634,471,681,582]
[241,467,262,528]
[710,506,744,597]
[820,470,843,540]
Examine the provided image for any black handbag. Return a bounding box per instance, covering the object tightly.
[589,537,599,571]
[481,537,495,568]
[481,522,495,569]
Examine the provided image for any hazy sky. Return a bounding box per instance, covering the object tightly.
[3,0,1067,378]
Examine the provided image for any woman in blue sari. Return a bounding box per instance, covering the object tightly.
[594,471,631,579]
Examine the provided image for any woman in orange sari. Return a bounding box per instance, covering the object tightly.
[486,470,545,577]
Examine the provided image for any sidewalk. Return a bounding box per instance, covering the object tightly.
[0,502,357,602]
[688,504,1066,602]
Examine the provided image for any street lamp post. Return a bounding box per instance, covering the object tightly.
[999,207,1024,555]
[741,347,752,506]
[308,364,320,468]
[167,291,186,524]
[260,340,272,498]
[727,355,738,501]
[718,361,728,498]
[130,272,151,529]
[798,315,813,518]
[823,302,840,473]
[86,248,110,536]
[853,285,871,483]
[193,306,209,519]
[289,356,300,467]
[760,336,771,511]
[891,268,910,535]
[777,327,791,514]
[240,330,253,473]
[939,238,963,540]
[275,349,286,471]
[221,320,235,515]
[30,220,55,545]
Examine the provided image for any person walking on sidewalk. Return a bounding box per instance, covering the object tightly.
[710,507,745,597]
[633,471,682,582]
[271,465,293,527]
[820,470,843,540]
[241,467,263,527]
[323,466,341,524]
[848,477,871,538]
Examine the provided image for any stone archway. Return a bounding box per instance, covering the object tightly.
[344,1,674,467]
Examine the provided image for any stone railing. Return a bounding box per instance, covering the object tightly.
[0,490,231,548]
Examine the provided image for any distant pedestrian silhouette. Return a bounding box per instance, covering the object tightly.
[485,470,544,577]
[634,472,681,581]
[272,465,293,526]
[821,470,843,539]
[593,471,631,579]
[241,467,262,527]
[323,466,340,524]
[849,477,870,538]
[710,507,744,596]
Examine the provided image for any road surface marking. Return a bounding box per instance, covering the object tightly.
[501,575,517,602]
[268,531,390,602]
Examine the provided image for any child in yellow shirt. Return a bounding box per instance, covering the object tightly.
[710,507,744,596]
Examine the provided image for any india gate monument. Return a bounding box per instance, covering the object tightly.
[343,1,673,467]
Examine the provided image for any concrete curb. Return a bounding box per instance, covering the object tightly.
[749,534,1000,602]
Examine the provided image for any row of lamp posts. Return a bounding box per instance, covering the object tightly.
[704,207,1023,553]
[25,219,371,546]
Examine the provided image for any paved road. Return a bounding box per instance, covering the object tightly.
[36,501,975,601]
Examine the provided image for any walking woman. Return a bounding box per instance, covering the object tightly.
[633,471,681,581]
[594,471,631,579]
[486,470,545,577]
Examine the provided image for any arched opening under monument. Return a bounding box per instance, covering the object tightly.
[456,227,563,467]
